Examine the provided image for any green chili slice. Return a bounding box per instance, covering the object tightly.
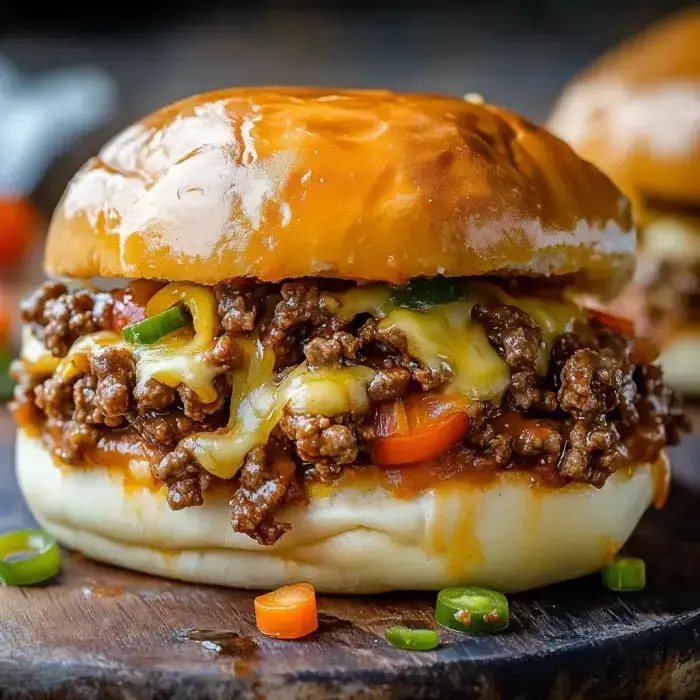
[435,586,509,634]
[385,626,439,651]
[123,305,185,345]
[0,348,15,400]
[0,529,62,586]
[602,557,646,592]
[391,276,467,310]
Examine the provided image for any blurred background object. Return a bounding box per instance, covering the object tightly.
[0,54,116,396]
[547,3,700,399]
[0,0,696,403]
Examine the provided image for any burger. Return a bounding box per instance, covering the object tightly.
[12,87,688,594]
[547,6,700,394]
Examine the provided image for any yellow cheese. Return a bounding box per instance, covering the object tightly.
[378,301,511,400]
[135,342,223,404]
[331,281,579,382]
[181,285,581,478]
[55,332,123,381]
[20,327,123,380]
[285,366,375,416]
[133,283,223,403]
[507,296,581,374]
[20,327,61,376]
[184,345,376,480]
[146,284,217,352]
[333,285,394,321]
[19,276,584,485]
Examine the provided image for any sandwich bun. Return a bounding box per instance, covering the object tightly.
[16,430,665,594]
[17,88,656,594]
[548,6,700,206]
[46,87,634,295]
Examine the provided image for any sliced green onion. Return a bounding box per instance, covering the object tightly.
[602,557,646,592]
[435,586,509,634]
[0,348,15,400]
[123,305,185,345]
[0,529,62,586]
[392,276,467,310]
[386,626,439,651]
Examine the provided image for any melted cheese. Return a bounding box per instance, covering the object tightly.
[20,277,583,485]
[504,296,581,375]
[285,366,375,416]
[20,330,123,381]
[133,283,223,403]
[378,301,511,400]
[54,332,125,381]
[333,285,394,321]
[185,344,376,480]
[20,327,61,376]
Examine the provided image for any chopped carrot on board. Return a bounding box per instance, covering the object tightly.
[254,583,318,640]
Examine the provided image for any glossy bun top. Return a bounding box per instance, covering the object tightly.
[548,6,700,207]
[46,87,635,292]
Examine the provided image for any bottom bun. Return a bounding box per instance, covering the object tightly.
[16,430,658,594]
[658,331,700,396]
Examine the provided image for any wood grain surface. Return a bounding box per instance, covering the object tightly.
[1,407,700,700]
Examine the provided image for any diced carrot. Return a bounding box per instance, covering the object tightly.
[254,583,318,640]
[371,393,471,467]
[372,412,470,466]
[586,307,635,337]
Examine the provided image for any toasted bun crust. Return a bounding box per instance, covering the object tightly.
[17,430,660,594]
[548,6,700,206]
[45,87,635,293]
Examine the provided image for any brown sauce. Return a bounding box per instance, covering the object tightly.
[651,452,671,510]
[177,629,260,677]
[23,413,667,503]
[81,586,125,599]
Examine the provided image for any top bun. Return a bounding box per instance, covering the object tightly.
[548,6,700,207]
[46,87,635,292]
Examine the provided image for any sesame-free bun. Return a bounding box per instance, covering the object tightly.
[16,430,662,594]
[46,87,635,295]
[548,6,700,206]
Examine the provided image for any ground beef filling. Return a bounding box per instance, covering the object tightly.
[14,281,689,545]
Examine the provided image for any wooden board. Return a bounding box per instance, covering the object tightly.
[2,408,700,700]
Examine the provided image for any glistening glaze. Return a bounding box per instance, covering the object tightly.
[47,87,635,292]
[548,6,700,205]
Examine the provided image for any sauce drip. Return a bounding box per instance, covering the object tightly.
[82,431,160,470]
[651,452,671,510]
[177,629,261,676]
[436,485,485,579]
[81,586,124,599]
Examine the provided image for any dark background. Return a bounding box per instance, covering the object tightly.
[0,0,695,215]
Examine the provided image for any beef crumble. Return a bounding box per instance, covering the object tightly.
[472,303,556,412]
[14,279,689,546]
[20,282,114,358]
[278,413,359,480]
[470,303,688,486]
[229,445,306,545]
[214,282,262,335]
